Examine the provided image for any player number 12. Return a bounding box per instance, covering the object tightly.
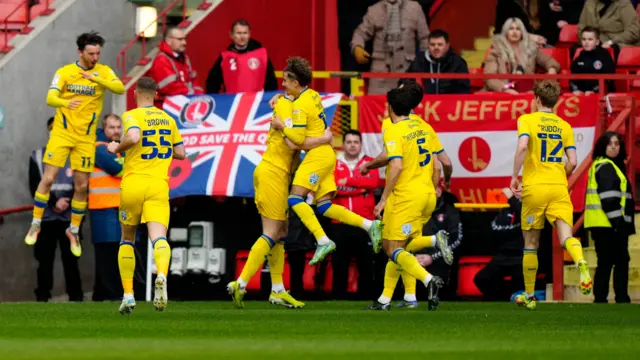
[538,133,563,163]
[141,129,173,160]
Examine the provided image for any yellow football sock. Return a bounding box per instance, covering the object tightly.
[401,271,416,297]
[320,202,366,229]
[289,197,327,241]
[70,199,87,229]
[269,242,285,286]
[118,241,136,294]
[239,235,274,284]
[152,237,171,277]
[564,237,585,263]
[381,260,401,298]
[406,235,435,253]
[392,249,430,284]
[33,191,50,222]
[523,248,538,295]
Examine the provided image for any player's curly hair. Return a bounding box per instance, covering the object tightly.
[77,31,105,51]
[284,57,312,87]
[400,79,424,109]
[387,87,413,117]
[533,80,561,108]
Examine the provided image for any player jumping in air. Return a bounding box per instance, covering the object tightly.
[268,57,383,265]
[25,32,125,257]
[106,77,186,315]
[510,80,592,310]
[226,90,333,309]
[362,81,454,310]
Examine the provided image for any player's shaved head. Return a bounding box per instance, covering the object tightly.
[284,57,312,87]
[387,87,413,117]
[77,31,105,51]
[136,77,157,95]
[533,80,561,108]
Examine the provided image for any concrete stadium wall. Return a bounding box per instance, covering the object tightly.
[0,0,138,301]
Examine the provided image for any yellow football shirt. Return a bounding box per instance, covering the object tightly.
[283,88,333,155]
[121,106,183,180]
[262,97,296,173]
[49,62,123,138]
[382,114,440,178]
[517,111,576,187]
[384,117,443,198]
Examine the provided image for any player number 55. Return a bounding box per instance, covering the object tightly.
[141,129,173,160]
[417,137,431,167]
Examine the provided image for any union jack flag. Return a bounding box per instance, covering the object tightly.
[163,91,342,198]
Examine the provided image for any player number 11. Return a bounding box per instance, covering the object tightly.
[141,129,173,160]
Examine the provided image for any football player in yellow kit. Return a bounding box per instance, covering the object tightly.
[106,77,186,314]
[227,91,333,309]
[510,80,591,310]
[269,57,383,266]
[26,32,125,257]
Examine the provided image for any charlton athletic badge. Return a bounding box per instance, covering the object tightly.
[593,60,603,70]
[248,57,260,70]
[179,95,216,128]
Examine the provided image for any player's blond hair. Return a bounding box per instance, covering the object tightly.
[533,80,561,108]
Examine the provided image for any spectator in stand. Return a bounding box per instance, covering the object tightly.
[29,117,82,302]
[351,0,430,94]
[403,30,470,94]
[206,19,278,94]
[494,0,549,46]
[538,1,586,46]
[483,18,560,94]
[148,27,204,107]
[578,0,640,52]
[89,114,125,302]
[331,130,379,300]
[474,188,526,301]
[570,27,616,95]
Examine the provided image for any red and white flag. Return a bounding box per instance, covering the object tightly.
[358,93,600,211]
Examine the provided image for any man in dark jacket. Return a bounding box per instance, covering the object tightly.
[206,19,278,94]
[474,188,526,301]
[570,27,616,94]
[29,117,83,302]
[403,30,470,94]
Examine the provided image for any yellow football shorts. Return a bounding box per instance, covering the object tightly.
[521,184,573,230]
[254,161,291,221]
[383,192,437,241]
[119,176,170,229]
[44,131,95,173]
[292,148,337,199]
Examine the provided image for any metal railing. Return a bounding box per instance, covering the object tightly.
[116,0,211,84]
[1,0,54,52]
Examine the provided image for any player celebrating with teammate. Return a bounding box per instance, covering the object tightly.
[227,90,333,309]
[106,77,186,315]
[510,80,592,310]
[269,57,382,265]
[25,32,125,257]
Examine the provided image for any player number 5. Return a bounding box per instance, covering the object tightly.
[141,129,173,160]
[417,137,431,167]
[538,133,563,163]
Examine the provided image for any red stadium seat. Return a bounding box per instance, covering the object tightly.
[557,25,578,48]
[540,47,570,70]
[469,67,485,90]
[457,256,492,297]
[323,259,359,294]
[617,46,640,71]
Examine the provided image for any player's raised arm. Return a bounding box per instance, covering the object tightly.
[563,125,578,176]
[82,66,125,95]
[46,69,80,109]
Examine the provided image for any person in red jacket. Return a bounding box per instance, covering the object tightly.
[331,130,379,299]
[148,27,204,107]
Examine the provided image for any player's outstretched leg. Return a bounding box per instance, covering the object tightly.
[555,218,592,295]
[26,165,61,246]
[316,199,383,253]
[288,195,335,265]
[150,230,171,312]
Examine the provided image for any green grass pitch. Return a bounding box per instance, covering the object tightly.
[1,301,639,359]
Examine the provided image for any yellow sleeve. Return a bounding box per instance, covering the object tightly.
[517,116,530,138]
[123,112,141,134]
[563,123,576,151]
[429,129,444,154]
[94,66,125,94]
[282,100,308,145]
[46,69,70,108]
[384,125,403,160]
[172,120,184,146]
